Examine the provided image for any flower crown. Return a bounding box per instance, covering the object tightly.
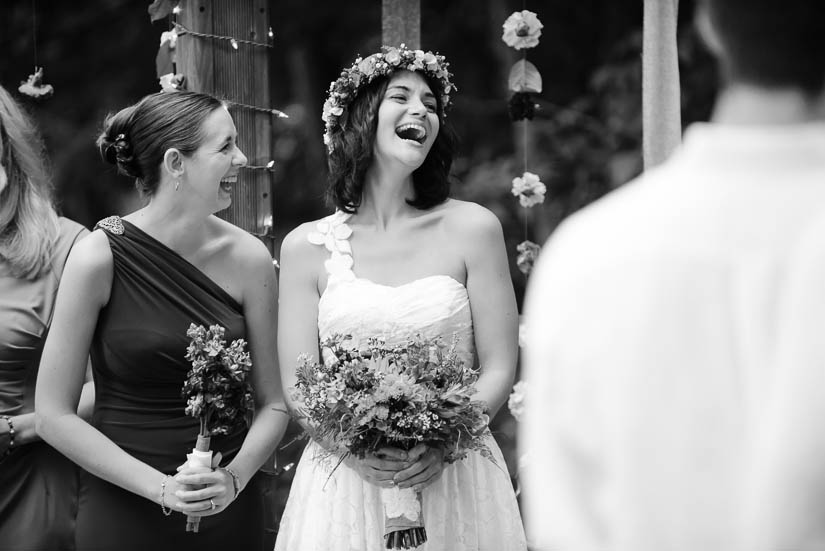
[322,44,455,151]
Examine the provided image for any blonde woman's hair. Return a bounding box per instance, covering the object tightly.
[0,85,59,279]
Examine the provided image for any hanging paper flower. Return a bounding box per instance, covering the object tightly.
[18,67,54,100]
[502,10,544,50]
[508,380,527,421]
[508,92,538,122]
[516,240,541,275]
[511,172,546,208]
[160,29,178,49]
[159,73,185,92]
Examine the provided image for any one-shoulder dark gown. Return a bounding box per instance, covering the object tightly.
[76,217,265,551]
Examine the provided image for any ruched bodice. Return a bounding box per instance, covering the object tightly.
[320,275,475,364]
[274,211,527,551]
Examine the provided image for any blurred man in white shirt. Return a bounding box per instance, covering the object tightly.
[521,1,825,549]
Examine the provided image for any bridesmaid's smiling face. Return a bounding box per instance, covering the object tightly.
[183,106,247,213]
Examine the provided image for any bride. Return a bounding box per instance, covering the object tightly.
[275,45,527,550]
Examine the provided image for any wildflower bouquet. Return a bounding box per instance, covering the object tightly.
[181,323,254,532]
[293,334,493,550]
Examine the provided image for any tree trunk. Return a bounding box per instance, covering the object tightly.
[382,0,420,48]
[642,0,681,169]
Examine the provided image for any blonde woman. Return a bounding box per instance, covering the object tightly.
[0,83,90,550]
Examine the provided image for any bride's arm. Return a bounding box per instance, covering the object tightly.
[277,223,324,418]
[460,205,519,418]
[278,223,408,487]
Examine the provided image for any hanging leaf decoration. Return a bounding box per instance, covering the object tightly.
[148,0,179,22]
[508,60,543,94]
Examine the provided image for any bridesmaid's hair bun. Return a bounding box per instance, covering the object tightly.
[97,106,143,180]
[95,91,223,195]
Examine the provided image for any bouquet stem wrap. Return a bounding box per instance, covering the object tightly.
[185,434,212,533]
[381,486,427,549]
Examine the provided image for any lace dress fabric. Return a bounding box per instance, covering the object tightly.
[274,211,526,551]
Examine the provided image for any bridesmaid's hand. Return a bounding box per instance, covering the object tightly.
[344,447,409,488]
[173,452,236,517]
[391,444,445,491]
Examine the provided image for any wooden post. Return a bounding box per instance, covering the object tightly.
[176,0,275,253]
[382,0,420,48]
[642,0,681,169]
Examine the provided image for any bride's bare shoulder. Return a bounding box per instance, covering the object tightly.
[439,199,504,239]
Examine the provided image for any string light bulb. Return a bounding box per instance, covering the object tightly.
[172,5,182,14]
[230,38,239,50]
[268,27,274,39]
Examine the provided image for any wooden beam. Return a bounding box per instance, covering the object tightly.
[175,0,275,253]
[642,0,681,169]
[382,0,421,49]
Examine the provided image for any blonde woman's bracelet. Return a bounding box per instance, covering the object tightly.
[1,415,14,458]
[160,475,172,516]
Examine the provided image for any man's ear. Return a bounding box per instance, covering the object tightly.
[163,148,185,179]
[695,2,724,57]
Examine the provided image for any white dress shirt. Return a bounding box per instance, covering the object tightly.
[521,123,825,551]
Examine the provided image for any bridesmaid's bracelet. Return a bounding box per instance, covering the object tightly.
[160,475,172,516]
[219,467,241,499]
[1,415,14,458]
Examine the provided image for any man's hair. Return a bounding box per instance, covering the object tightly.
[704,0,825,94]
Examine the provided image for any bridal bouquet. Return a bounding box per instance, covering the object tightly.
[181,323,254,532]
[292,334,493,549]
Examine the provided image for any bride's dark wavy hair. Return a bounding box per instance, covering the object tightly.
[326,73,457,214]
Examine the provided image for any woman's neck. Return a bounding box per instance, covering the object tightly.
[128,193,211,257]
[359,166,416,230]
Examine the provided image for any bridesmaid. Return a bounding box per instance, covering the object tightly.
[0,83,91,550]
[35,90,289,551]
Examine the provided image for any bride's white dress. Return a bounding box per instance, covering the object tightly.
[274,211,527,551]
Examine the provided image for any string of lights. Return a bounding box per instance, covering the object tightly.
[226,100,288,119]
[173,22,273,51]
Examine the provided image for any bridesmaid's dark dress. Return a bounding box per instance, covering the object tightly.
[76,217,266,551]
[0,217,87,551]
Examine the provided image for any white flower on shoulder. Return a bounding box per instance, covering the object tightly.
[502,10,544,50]
[381,486,421,521]
[511,171,546,208]
[307,213,353,254]
[508,380,527,421]
[324,252,355,281]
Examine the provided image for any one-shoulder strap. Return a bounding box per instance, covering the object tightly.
[94,215,125,235]
[306,211,355,279]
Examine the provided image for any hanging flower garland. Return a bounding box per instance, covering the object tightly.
[501,9,544,432]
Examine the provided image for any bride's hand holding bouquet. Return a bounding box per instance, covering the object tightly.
[292,334,492,550]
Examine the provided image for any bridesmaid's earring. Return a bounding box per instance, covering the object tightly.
[174,180,180,191]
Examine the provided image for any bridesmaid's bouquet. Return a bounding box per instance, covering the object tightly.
[181,323,254,532]
[292,334,493,550]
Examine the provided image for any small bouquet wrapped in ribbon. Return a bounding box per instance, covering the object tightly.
[293,334,493,549]
[181,323,254,533]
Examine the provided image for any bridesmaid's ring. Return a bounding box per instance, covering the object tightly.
[209,498,216,511]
